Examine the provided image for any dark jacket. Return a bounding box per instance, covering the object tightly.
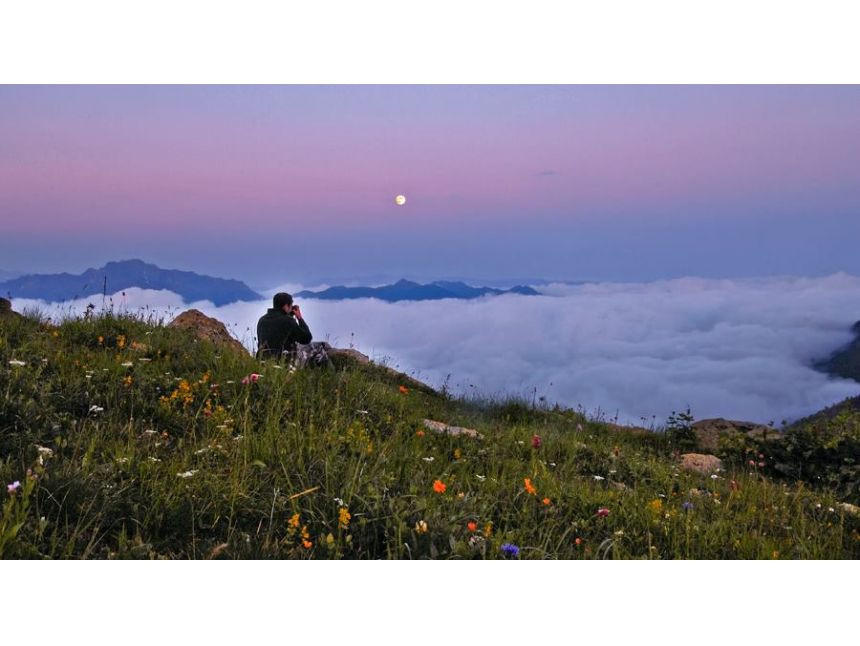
[256,308,312,359]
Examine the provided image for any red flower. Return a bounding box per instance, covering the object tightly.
[433,479,447,494]
[467,521,478,532]
[531,434,542,450]
[596,507,610,518]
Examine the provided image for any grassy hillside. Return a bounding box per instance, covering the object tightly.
[2,311,859,559]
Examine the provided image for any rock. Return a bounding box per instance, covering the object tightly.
[679,453,723,475]
[692,418,779,452]
[167,309,248,355]
[839,503,860,516]
[0,297,22,319]
[422,419,483,439]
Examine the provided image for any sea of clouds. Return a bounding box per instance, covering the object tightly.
[16,274,860,426]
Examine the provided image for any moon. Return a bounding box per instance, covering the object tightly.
[395,194,407,206]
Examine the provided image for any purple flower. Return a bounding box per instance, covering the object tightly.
[682,501,694,512]
[7,480,21,494]
[500,542,520,558]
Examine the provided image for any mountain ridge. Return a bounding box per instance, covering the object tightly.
[296,279,540,302]
[0,259,263,307]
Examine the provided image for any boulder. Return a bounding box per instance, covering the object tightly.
[0,297,21,319]
[167,309,248,355]
[422,419,483,439]
[692,418,779,452]
[679,453,723,475]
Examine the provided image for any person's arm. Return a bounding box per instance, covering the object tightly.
[295,317,312,344]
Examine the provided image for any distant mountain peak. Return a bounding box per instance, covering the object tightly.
[0,260,262,306]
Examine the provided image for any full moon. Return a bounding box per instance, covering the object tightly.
[395,194,407,206]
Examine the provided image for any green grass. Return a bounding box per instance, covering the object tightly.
[1,311,859,559]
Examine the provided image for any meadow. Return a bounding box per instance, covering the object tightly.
[1,310,859,559]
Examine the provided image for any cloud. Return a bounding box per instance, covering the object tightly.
[15,275,860,426]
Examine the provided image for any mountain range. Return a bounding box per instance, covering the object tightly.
[0,259,262,307]
[296,279,541,302]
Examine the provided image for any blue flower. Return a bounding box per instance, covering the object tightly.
[682,501,694,511]
[500,542,520,558]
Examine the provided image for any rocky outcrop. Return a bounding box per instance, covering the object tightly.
[0,297,21,320]
[167,309,248,355]
[679,453,723,475]
[422,419,483,439]
[693,418,780,452]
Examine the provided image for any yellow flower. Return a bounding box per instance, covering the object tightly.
[415,520,428,534]
[483,522,493,538]
[647,499,663,514]
[453,448,462,460]
[326,533,335,546]
[122,375,133,387]
[338,507,351,529]
[288,513,300,529]
[98,336,104,345]
[117,335,126,349]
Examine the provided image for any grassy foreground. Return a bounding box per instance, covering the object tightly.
[1,311,859,559]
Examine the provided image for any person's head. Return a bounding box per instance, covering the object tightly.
[273,292,294,313]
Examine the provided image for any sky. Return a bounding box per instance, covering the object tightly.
[16,273,860,425]
[2,85,860,287]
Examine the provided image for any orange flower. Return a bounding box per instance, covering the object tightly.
[467,521,478,532]
[399,385,409,394]
[302,540,313,549]
[432,479,447,494]
[524,478,537,496]
[542,497,551,506]
[415,430,425,437]
[575,537,582,546]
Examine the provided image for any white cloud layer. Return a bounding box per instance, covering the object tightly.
[15,274,860,426]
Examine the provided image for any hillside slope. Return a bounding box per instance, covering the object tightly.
[2,311,859,559]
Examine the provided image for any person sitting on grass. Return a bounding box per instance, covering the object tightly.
[256,292,331,367]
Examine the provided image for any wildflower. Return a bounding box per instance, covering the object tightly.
[8,360,26,367]
[241,373,261,385]
[453,448,462,460]
[333,497,345,506]
[757,461,765,468]
[596,507,610,518]
[500,543,520,558]
[176,470,197,478]
[483,522,493,538]
[338,507,351,530]
[542,497,552,506]
[593,475,605,481]
[117,335,126,349]
[432,479,447,494]
[574,537,582,547]
[682,501,694,512]
[710,474,719,480]
[730,480,740,492]
[467,521,478,532]
[422,456,435,463]
[647,499,663,513]
[475,475,486,482]
[326,533,335,546]
[457,492,465,499]
[123,375,133,387]
[531,434,542,450]
[828,507,836,513]
[302,539,313,549]
[121,361,134,368]
[88,405,104,414]
[36,446,54,458]
[7,481,21,494]
[748,459,756,466]
[148,457,161,463]
[415,430,425,437]
[398,385,409,394]
[415,520,428,534]
[524,478,537,496]
[289,513,301,529]
[98,336,104,345]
